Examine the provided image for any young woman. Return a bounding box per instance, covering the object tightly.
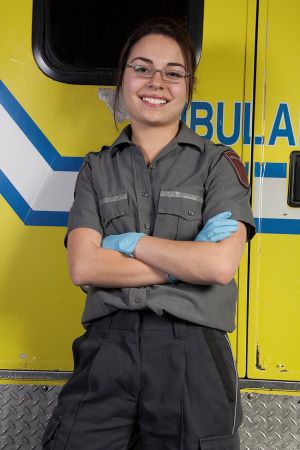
[42,18,255,450]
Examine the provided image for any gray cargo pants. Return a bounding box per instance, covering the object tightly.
[42,309,242,449]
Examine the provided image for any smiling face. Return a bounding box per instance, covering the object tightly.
[121,34,188,129]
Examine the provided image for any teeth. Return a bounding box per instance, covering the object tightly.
[142,97,167,105]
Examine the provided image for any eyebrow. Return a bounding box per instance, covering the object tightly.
[129,56,186,70]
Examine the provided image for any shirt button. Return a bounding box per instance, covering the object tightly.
[135,297,143,304]
[144,223,151,230]
[149,163,156,169]
[188,210,194,216]
[142,192,148,197]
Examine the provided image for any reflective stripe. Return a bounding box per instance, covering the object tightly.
[225,334,239,434]
[99,193,127,205]
[160,190,203,203]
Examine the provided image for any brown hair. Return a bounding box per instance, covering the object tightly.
[113,17,197,125]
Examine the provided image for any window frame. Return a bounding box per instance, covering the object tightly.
[32,0,204,86]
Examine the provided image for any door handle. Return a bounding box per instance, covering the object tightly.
[288,151,300,207]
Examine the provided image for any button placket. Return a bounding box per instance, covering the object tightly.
[132,152,154,235]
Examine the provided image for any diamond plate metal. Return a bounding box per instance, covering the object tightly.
[0,385,60,450]
[240,393,300,450]
[0,386,299,449]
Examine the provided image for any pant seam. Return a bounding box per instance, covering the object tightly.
[225,334,239,434]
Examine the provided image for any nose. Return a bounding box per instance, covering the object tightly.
[147,69,165,88]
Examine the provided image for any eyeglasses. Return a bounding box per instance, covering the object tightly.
[125,64,190,84]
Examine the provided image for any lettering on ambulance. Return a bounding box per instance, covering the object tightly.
[189,101,245,145]
[186,101,297,147]
[268,103,296,146]
[216,102,241,145]
[189,101,214,140]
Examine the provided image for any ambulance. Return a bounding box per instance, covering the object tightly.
[0,0,299,448]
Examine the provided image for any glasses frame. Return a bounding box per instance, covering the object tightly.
[125,63,190,84]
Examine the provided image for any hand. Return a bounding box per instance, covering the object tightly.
[195,211,238,242]
[167,211,238,283]
[102,232,146,257]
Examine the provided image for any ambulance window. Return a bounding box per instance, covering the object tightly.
[32,0,204,85]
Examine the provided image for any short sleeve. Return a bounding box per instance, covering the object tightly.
[64,153,103,248]
[202,149,256,241]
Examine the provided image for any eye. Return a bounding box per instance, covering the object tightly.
[165,70,185,80]
[133,64,152,74]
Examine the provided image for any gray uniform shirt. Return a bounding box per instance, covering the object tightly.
[65,122,255,332]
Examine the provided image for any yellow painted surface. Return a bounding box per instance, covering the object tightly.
[0,0,254,373]
[0,379,67,386]
[190,0,257,374]
[248,0,300,380]
[248,235,300,379]
[0,0,111,371]
[241,388,300,397]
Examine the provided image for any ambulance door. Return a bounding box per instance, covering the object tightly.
[248,0,300,380]
[188,0,257,377]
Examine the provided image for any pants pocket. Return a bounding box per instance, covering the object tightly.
[201,328,236,404]
[199,432,240,450]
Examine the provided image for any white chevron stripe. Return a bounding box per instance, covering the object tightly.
[0,105,77,211]
[1,103,300,220]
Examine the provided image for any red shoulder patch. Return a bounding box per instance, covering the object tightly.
[223,150,249,188]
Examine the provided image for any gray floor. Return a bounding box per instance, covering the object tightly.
[0,385,299,449]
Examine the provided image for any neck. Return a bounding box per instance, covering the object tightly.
[131,121,180,164]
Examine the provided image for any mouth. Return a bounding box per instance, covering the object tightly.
[140,96,170,106]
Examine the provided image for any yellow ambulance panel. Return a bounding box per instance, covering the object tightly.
[248,0,300,380]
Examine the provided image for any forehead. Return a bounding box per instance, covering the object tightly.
[128,34,185,66]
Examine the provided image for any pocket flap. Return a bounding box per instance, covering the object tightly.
[157,190,203,220]
[99,192,128,224]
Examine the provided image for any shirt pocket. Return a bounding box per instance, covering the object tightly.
[99,192,129,236]
[154,189,203,240]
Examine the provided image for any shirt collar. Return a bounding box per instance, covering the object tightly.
[109,125,133,154]
[109,121,205,155]
[175,121,205,152]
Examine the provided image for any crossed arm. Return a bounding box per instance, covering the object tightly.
[67,222,247,289]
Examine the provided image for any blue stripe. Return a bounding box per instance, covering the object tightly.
[0,170,68,226]
[254,218,300,234]
[0,80,83,172]
[254,162,287,178]
[1,81,299,232]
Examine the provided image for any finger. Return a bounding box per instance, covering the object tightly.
[205,219,238,230]
[210,231,231,242]
[209,225,238,234]
[101,236,116,248]
[206,211,232,224]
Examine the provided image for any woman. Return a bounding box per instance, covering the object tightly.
[42,18,255,450]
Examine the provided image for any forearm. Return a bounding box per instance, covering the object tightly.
[134,223,246,285]
[134,237,220,284]
[69,244,168,288]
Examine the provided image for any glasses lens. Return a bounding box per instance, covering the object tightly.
[132,65,152,77]
[163,70,186,83]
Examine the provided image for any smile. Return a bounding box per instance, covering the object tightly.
[141,97,168,105]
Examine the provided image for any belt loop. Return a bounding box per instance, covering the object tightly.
[99,314,113,337]
[173,320,187,339]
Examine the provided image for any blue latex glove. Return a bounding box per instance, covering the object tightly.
[195,211,238,242]
[168,211,238,283]
[102,232,146,257]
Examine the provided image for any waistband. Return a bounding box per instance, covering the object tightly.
[89,309,203,339]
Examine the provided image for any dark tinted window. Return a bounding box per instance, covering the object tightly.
[32,0,203,85]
